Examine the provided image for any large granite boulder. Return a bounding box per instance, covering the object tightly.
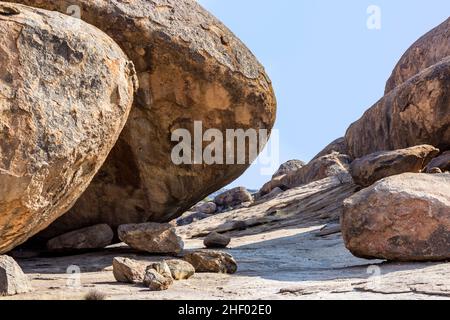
[342,173,450,261]
[385,17,450,93]
[345,57,450,160]
[12,0,277,239]
[0,3,136,253]
[350,145,440,187]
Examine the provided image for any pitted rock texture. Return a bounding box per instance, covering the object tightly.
[385,17,450,94]
[342,173,450,261]
[11,0,277,238]
[0,3,136,254]
[345,57,450,160]
[350,145,440,187]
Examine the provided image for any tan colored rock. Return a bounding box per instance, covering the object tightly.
[184,251,237,274]
[425,151,450,173]
[147,261,173,280]
[165,259,195,280]
[260,152,351,195]
[342,173,450,261]
[143,269,172,291]
[385,17,450,93]
[345,57,450,160]
[312,137,348,161]
[118,223,184,254]
[350,145,440,187]
[0,3,136,254]
[46,224,114,252]
[14,0,277,239]
[112,257,146,284]
[204,232,231,248]
[0,255,31,296]
[214,187,253,209]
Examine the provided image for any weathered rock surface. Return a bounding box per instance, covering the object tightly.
[176,212,209,227]
[425,151,450,173]
[0,3,136,254]
[272,160,305,179]
[342,173,450,261]
[350,145,440,187]
[0,255,31,296]
[184,251,237,274]
[118,223,184,254]
[143,268,172,291]
[197,202,217,215]
[13,0,277,238]
[312,138,348,161]
[112,257,146,284]
[214,187,253,209]
[46,224,113,252]
[179,175,357,239]
[385,17,450,93]
[260,152,351,195]
[345,57,450,159]
[165,259,195,280]
[204,232,231,248]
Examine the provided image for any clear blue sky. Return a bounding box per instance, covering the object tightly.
[198,0,450,189]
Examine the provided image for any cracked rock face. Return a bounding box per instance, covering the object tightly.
[342,173,450,262]
[385,17,450,94]
[345,57,450,160]
[0,3,136,254]
[11,0,277,239]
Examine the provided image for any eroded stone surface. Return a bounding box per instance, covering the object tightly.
[11,0,277,239]
[385,17,450,93]
[0,255,31,296]
[184,251,237,274]
[350,145,439,187]
[345,57,450,159]
[260,153,351,195]
[118,223,184,254]
[47,224,114,252]
[342,173,450,261]
[0,3,136,253]
[112,257,146,284]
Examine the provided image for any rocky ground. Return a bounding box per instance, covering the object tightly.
[3,176,450,300]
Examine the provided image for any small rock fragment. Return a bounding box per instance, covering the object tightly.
[118,223,184,254]
[165,259,195,280]
[184,251,237,274]
[204,232,231,248]
[112,257,146,284]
